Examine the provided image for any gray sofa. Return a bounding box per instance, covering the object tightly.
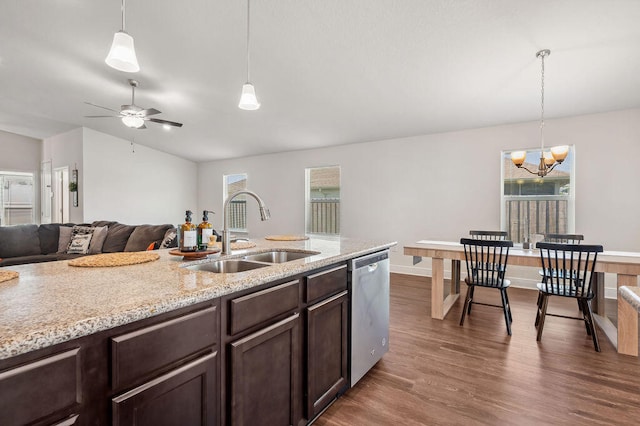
[0,221,176,267]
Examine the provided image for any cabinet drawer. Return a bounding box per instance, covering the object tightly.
[305,264,348,304]
[229,280,300,335]
[0,348,80,426]
[111,304,218,390]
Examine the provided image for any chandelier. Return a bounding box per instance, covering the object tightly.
[511,49,568,177]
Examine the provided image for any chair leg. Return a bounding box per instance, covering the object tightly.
[536,294,549,342]
[585,300,601,352]
[578,299,592,336]
[500,288,512,336]
[460,285,472,326]
[467,286,475,315]
[504,289,513,323]
[535,291,543,327]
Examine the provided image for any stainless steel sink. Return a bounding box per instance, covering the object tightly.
[185,259,269,273]
[242,250,319,263]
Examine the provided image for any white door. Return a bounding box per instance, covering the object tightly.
[53,167,69,223]
[41,161,52,224]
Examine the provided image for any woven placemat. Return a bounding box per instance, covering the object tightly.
[265,235,309,241]
[0,270,19,283]
[208,241,257,250]
[68,252,160,267]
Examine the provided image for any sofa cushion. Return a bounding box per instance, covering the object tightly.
[0,224,41,258]
[57,226,74,253]
[124,224,174,252]
[102,223,137,253]
[67,233,93,254]
[88,226,109,254]
[159,228,178,249]
[39,224,61,255]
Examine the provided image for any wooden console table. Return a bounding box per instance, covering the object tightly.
[404,240,640,353]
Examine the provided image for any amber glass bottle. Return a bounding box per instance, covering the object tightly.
[180,210,198,252]
[197,210,214,250]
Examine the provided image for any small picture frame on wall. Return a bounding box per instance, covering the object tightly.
[71,168,78,207]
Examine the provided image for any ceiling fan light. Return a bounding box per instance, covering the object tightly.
[550,145,569,163]
[105,31,140,73]
[238,83,260,110]
[121,115,144,128]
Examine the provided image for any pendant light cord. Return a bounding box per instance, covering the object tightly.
[246,0,251,83]
[121,0,126,32]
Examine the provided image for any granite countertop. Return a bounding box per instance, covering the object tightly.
[0,237,395,359]
[619,286,640,312]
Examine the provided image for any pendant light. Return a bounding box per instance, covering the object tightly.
[105,0,140,73]
[238,0,260,110]
[511,49,568,177]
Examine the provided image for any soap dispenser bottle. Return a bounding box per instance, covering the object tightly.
[197,210,215,250]
[180,210,198,252]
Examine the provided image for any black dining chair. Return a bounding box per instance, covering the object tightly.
[469,230,508,240]
[537,233,585,316]
[544,233,584,244]
[535,242,604,351]
[460,238,514,335]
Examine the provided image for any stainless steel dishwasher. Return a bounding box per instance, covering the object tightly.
[349,249,390,385]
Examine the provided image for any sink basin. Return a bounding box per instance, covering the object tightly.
[242,250,319,263]
[185,259,269,273]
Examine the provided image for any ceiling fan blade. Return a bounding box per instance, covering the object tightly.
[140,108,161,116]
[84,101,119,113]
[84,115,117,118]
[149,118,184,128]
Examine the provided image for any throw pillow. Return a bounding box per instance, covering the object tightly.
[57,226,74,253]
[66,233,93,254]
[159,229,178,249]
[88,226,109,254]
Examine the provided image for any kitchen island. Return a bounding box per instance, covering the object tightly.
[0,237,395,426]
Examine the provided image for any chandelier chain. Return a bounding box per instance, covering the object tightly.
[540,51,545,152]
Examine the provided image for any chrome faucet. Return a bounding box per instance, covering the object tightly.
[222,190,270,255]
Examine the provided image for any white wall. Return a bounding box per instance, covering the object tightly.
[197,108,640,289]
[0,130,42,224]
[0,130,42,172]
[82,128,197,226]
[42,128,84,223]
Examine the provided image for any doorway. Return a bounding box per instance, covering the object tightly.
[53,167,69,223]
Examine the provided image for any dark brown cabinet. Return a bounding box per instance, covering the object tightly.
[305,291,349,419]
[0,348,81,426]
[112,351,218,426]
[228,314,301,426]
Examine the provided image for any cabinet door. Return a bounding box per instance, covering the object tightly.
[229,313,301,426]
[306,291,349,419]
[112,351,218,426]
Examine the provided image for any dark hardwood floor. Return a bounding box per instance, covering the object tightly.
[315,273,640,426]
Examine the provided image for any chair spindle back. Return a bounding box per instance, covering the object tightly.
[469,230,508,241]
[536,242,603,298]
[460,238,513,288]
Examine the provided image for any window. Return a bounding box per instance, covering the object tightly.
[223,173,247,232]
[1,171,35,226]
[305,166,340,235]
[501,147,575,243]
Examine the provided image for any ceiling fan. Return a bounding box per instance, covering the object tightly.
[85,79,183,129]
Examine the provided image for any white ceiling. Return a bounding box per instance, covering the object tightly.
[1,1,639,162]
